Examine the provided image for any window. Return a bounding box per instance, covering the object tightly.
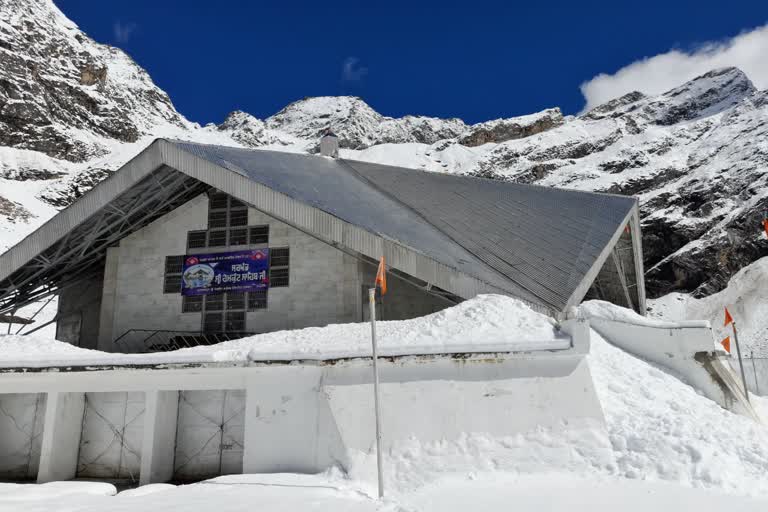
[225,311,246,331]
[182,295,203,313]
[229,208,248,227]
[270,268,289,287]
[208,210,228,229]
[226,292,246,310]
[205,293,224,311]
[208,229,227,247]
[249,226,269,245]
[201,292,248,332]
[208,191,248,228]
[209,192,228,210]
[204,312,223,332]
[248,290,268,310]
[270,247,290,267]
[270,248,290,287]
[229,228,247,246]
[163,255,184,293]
[187,231,207,249]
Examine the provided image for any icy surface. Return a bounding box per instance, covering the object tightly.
[0,295,568,368]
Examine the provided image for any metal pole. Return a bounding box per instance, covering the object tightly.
[15,295,56,335]
[732,322,750,402]
[368,287,384,499]
[751,351,760,396]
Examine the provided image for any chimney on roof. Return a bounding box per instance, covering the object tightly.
[319,130,339,158]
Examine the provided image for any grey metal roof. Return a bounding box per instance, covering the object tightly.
[345,159,638,312]
[0,139,642,316]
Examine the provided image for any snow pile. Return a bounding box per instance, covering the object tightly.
[648,256,768,355]
[589,332,768,495]
[0,295,569,368]
[345,424,614,494]
[189,293,567,362]
[580,299,709,328]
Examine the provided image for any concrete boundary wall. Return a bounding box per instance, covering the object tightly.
[0,324,604,484]
[585,315,759,420]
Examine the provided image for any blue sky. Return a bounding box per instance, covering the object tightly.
[57,0,768,125]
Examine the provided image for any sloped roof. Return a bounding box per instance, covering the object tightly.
[0,139,642,316]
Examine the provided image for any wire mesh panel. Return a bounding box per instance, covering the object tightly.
[77,392,145,482]
[732,357,768,397]
[173,390,245,481]
[0,393,46,480]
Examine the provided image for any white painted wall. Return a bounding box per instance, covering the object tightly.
[77,392,145,481]
[174,389,246,481]
[586,316,758,419]
[0,328,603,484]
[0,393,45,480]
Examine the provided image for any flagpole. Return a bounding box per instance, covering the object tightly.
[368,287,385,498]
[731,321,750,403]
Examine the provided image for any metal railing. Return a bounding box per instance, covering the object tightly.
[113,329,255,354]
[730,355,768,397]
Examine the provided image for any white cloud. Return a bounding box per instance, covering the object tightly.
[341,57,368,82]
[580,24,768,111]
[113,21,137,44]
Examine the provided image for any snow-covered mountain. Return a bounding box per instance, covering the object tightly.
[2,0,767,306]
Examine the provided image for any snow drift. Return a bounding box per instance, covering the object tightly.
[0,295,569,368]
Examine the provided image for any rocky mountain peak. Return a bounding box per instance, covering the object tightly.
[645,67,756,126]
[0,0,189,162]
[266,96,384,149]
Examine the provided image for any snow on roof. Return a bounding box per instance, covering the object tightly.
[580,300,710,329]
[0,295,569,369]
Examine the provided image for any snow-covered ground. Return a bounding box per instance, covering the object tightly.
[2,471,768,512]
[2,296,768,510]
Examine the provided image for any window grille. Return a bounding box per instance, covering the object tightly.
[163,255,184,293]
[270,248,290,287]
[187,231,207,249]
[270,268,289,288]
[270,247,289,267]
[248,290,268,310]
[182,295,203,313]
[208,229,227,247]
[225,311,246,331]
[200,292,250,332]
[209,192,228,210]
[226,292,246,310]
[229,228,247,246]
[208,210,228,229]
[249,226,269,244]
[205,293,224,311]
[204,312,223,332]
[229,208,248,227]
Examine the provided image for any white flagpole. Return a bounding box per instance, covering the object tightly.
[732,321,750,403]
[368,287,384,498]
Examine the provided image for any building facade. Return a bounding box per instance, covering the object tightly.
[0,139,646,353]
[58,189,447,352]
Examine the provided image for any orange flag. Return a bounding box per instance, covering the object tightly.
[375,256,387,296]
[724,307,734,327]
[721,336,731,353]
[764,218,768,238]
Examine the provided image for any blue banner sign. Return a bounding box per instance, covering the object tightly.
[181,249,270,296]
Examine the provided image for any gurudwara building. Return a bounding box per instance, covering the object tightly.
[0,137,645,352]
